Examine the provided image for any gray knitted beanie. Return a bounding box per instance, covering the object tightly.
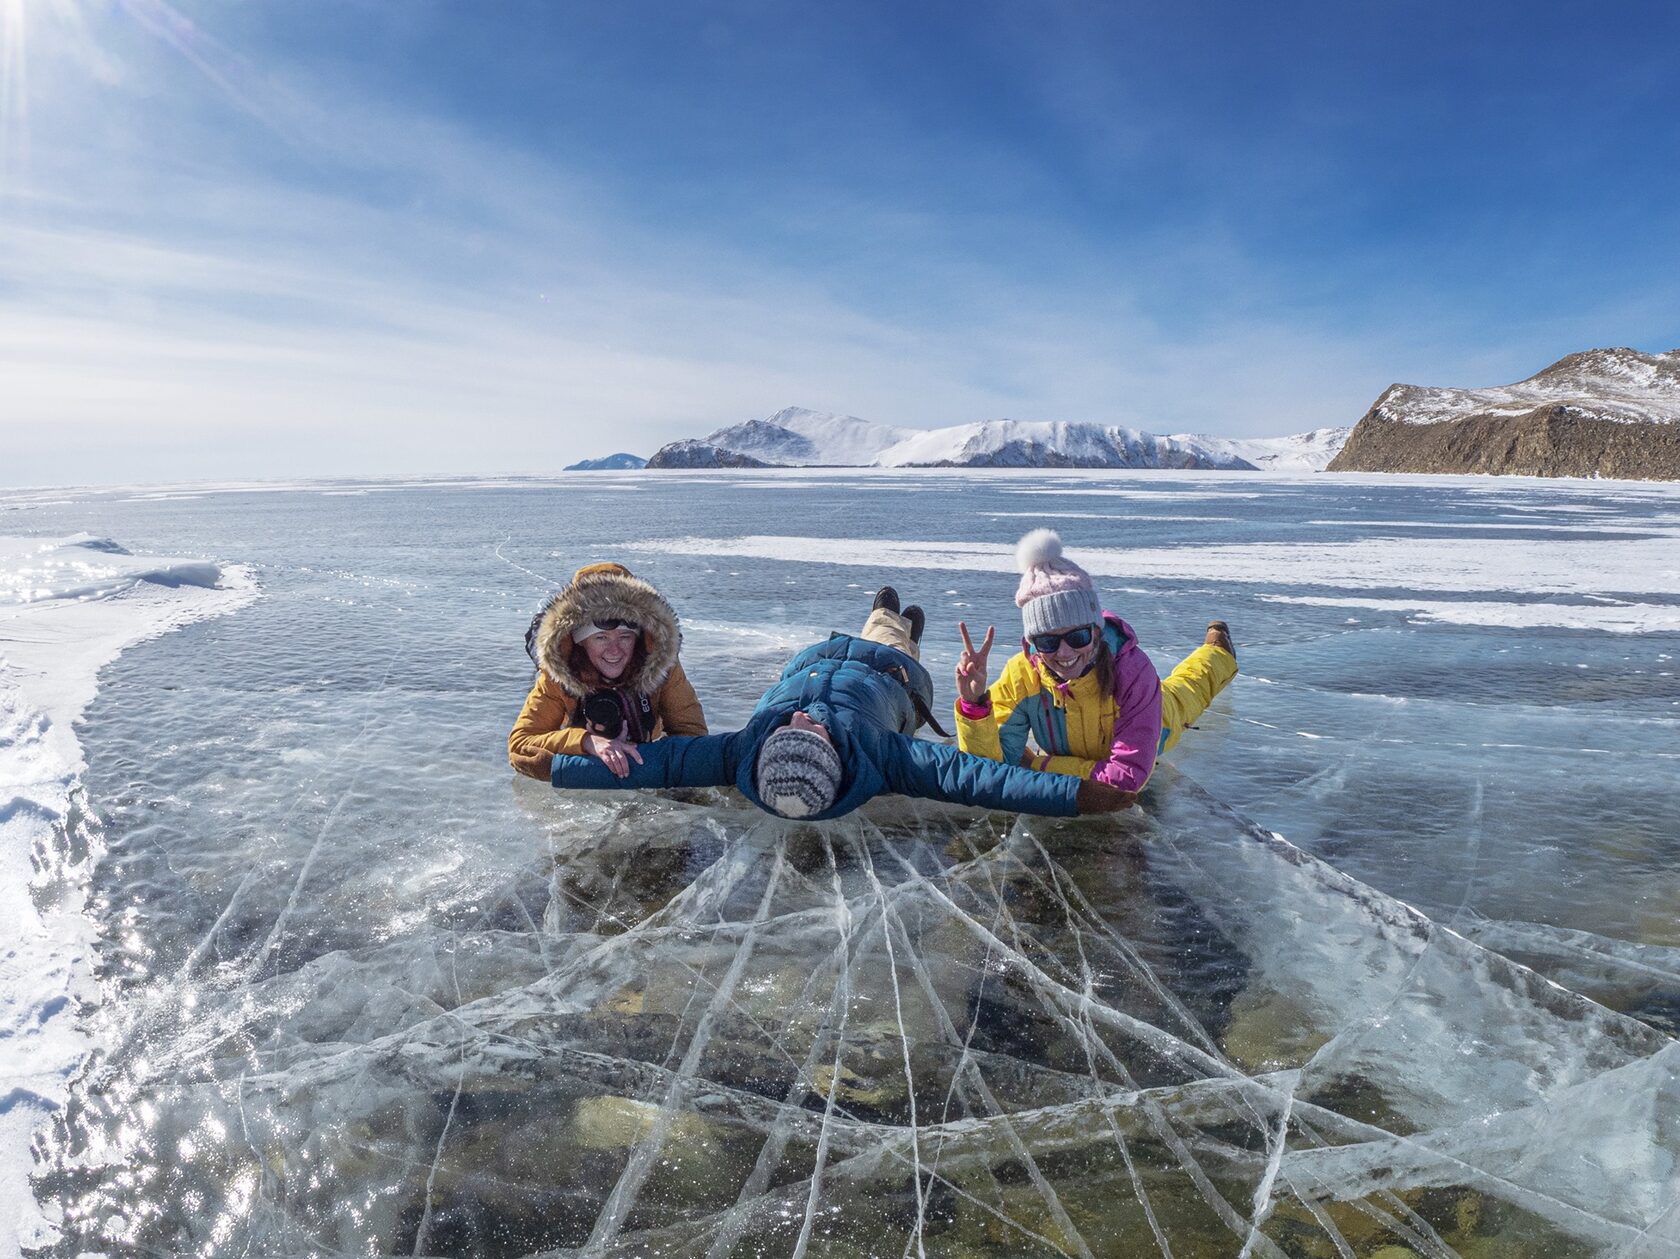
[755,726,843,818]
[1015,528,1103,639]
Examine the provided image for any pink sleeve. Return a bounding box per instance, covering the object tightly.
[1090,651,1163,791]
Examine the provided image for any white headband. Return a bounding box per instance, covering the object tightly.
[572,621,639,644]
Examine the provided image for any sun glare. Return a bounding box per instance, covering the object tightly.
[0,0,27,162]
[0,0,59,187]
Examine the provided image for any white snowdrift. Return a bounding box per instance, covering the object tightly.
[0,534,256,1254]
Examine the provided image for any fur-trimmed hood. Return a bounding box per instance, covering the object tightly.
[527,563,682,698]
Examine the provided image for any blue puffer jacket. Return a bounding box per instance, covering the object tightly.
[550,633,1080,820]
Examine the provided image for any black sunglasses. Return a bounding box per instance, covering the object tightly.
[593,618,641,632]
[1030,625,1096,653]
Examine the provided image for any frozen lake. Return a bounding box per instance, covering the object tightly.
[3,469,1678,1256]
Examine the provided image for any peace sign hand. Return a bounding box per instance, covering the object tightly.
[956,621,996,706]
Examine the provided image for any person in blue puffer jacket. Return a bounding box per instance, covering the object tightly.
[549,588,1137,820]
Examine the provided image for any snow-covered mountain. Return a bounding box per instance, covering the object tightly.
[875,420,1255,469]
[652,407,918,467]
[1186,427,1352,473]
[1359,348,1680,428]
[648,408,1292,470]
[1329,347,1680,479]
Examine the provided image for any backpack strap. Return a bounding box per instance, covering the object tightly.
[888,665,952,738]
[910,688,954,739]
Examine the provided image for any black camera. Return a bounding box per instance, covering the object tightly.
[582,691,625,740]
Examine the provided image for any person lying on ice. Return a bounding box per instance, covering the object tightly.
[548,586,1137,819]
[954,529,1237,793]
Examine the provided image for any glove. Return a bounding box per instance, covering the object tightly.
[1076,778,1138,815]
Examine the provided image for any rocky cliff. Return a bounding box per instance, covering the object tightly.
[644,440,771,469]
[1328,348,1680,479]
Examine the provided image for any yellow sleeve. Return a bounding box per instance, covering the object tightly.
[508,674,589,779]
[1035,753,1099,779]
[656,661,709,735]
[955,702,1000,761]
[955,656,1026,763]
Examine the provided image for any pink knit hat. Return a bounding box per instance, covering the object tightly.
[1015,529,1103,638]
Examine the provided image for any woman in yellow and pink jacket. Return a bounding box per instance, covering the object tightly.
[954,530,1236,793]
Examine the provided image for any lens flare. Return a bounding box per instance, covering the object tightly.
[0,0,306,191]
[113,0,294,141]
[0,0,27,186]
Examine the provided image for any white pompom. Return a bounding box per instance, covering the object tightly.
[1015,528,1063,573]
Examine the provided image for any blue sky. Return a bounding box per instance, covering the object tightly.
[3,0,1677,482]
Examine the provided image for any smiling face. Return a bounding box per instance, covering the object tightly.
[581,627,640,682]
[1037,623,1099,679]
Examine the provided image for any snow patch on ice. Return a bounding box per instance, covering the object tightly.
[0,535,256,1255]
[625,522,1680,618]
[988,510,1236,522]
[1258,595,1680,634]
[1305,518,1670,534]
[1001,487,1266,499]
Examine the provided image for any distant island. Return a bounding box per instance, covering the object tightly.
[1329,347,1680,479]
[641,407,1349,472]
[563,453,648,471]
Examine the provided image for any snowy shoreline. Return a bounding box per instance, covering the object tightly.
[7,465,1680,503]
[0,535,256,1256]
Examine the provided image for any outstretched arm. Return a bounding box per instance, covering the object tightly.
[550,733,738,792]
[879,732,1082,817]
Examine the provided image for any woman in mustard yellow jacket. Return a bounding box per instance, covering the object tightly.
[508,562,707,780]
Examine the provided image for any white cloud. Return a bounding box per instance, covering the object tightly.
[0,2,1541,484]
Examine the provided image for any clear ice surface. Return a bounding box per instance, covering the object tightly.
[7,471,1678,1257]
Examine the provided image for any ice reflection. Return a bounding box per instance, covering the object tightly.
[35,774,1676,1256]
